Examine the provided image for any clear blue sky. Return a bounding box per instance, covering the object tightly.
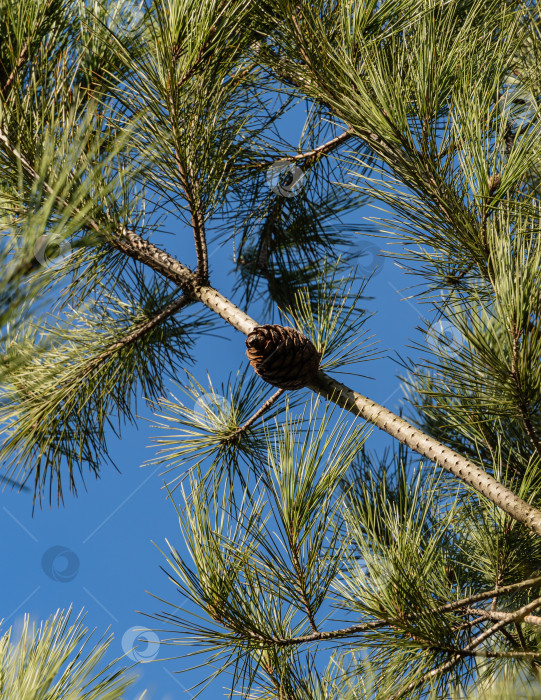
[0,107,433,698]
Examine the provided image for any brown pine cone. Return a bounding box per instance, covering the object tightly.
[245,324,321,389]
[488,173,501,195]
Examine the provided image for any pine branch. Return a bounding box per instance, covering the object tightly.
[0,123,196,291]
[306,371,541,536]
[0,282,196,502]
[289,538,319,634]
[74,293,191,383]
[1,41,28,98]
[292,130,354,166]
[466,607,541,628]
[3,107,541,532]
[390,595,541,699]
[248,130,354,169]
[234,575,541,647]
[168,94,209,283]
[112,227,195,288]
[225,388,285,443]
[175,25,217,89]
[263,658,297,700]
[430,647,541,661]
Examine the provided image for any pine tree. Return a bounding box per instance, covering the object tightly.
[2,0,541,697]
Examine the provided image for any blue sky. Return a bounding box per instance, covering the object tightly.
[0,106,434,698]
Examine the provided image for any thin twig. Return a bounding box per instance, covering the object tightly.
[466,607,541,628]
[430,645,541,660]
[237,198,283,274]
[225,389,285,443]
[167,95,208,283]
[292,130,354,165]
[389,595,541,700]
[519,406,541,461]
[248,130,354,170]
[289,538,319,633]
[290,7,313,71]
[515,621,527,647]
[499,626,520,648]
[263,659,297,700]
[491,572,503,611]
[74,294,190,383]
[1,41,28,97]
[175,28,216,88]
[186,162,208,282]
[238,575,541,647]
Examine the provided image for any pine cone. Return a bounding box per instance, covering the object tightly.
[488,173,501,195]
[245,324,321,390]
